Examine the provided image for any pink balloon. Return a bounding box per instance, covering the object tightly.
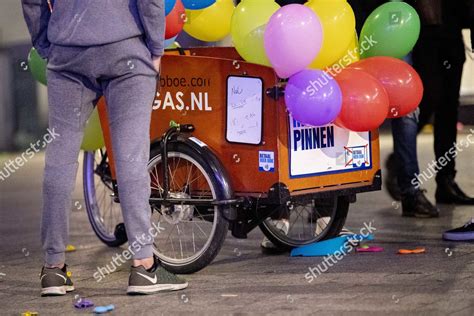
[264,4,323,78]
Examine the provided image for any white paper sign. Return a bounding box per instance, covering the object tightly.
[288,115,372,178]
[226,76,263,145]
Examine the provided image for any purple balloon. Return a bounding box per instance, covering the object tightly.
[285,69,342,126]
[264,4,323,78]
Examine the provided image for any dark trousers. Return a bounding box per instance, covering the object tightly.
[392,109,420,195]
[412,29,466,182]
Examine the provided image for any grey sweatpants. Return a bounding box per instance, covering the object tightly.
[43,36,157,265]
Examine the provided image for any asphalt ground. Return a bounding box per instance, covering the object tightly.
[1,131,473,315]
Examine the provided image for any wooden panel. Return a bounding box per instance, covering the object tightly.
[150,54,281,194]
[100,48,381,196]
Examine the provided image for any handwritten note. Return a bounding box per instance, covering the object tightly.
[226,76,263,144]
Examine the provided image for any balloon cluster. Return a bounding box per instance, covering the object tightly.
[241,0,423,131]
[165,0,234,45]
[28,0,425,137]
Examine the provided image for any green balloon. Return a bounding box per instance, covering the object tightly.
[81,108,105,151]
[28,48,47,85]
[359,2,420,59]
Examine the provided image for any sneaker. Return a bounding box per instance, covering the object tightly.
[261,219,289,251]
[443,219,474,241]
[314,216,353,237]
[338,227,355,237]
[40,265,75,296]
[127,260,188,295]
[401,189,439,218]
[315,216,330,236]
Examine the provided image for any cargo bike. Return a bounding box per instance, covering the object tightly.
[82,47,382,274]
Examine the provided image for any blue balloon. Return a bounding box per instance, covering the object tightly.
[165,0,177,16]
[182,0,216,10]
[164,36,178,48]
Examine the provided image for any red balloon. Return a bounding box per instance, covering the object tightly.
[334,68,389,132]
[165,0,186,39]
[350,56,423,118]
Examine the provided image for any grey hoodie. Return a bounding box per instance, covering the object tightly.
[21,0,165,59]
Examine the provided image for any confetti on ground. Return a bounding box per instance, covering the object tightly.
[93,304,114,314]
[398,247,426,255]
[221,294,239,297]
[74,298,94,309]
[65,244,76,252]
[356,245,384,252]
[21,311,38,316]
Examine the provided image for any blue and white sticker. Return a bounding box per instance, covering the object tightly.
[259,151,275,172]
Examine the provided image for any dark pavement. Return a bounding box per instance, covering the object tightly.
[1,131,473,315]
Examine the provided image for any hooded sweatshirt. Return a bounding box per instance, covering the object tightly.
[21,0,165,59]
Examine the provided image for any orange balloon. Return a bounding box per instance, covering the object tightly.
[334,68,389,132]
[165,0,186,39]
[350,56,423,118]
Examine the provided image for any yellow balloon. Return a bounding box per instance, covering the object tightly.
[81,108,105,151]
[306,0,355,69]
[230,0,280,66]
[335,32,360,68]
[183,0,235,42]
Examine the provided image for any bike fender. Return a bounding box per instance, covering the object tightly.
[151,136,237,220]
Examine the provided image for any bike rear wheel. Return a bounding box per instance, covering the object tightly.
[259,196,349,250]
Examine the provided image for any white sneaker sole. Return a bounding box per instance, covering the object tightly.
[127,282,188,295]
[41,286,66,296]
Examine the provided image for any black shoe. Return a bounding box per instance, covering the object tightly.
[40,264,75,296]
[401,190,439,218]
[127,258,188,295]
[436,176,474,205]
[443,218,474,241]
[384,153,402,201]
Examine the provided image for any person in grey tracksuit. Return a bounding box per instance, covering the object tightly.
[22,0,188,296]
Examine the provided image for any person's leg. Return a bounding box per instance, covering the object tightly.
[434,36,474,204]
[96,36,159,269]
[434,40,465,181]
[391,110,420,196]
[42,69,98,267]
[102,73,156,267]
[412,30,441,133]
[100,37,188,295]
[390,110,439,218]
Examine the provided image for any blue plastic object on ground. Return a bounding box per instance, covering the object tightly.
[290,234,374,257]
[93,305,115,314]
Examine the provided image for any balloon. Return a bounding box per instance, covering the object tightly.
[183,0,234,42]
[165,0,186,39]
[230,0,280,66]
[164,36,178,48]
[359,2,420,59]
[305,0,355,69]
[334,68,389,132]
[182,0,215,10]
[337,32,360,68]
[165,0,177,16]
[28,48,47,85]
[285,69,342,126]
[81,108,105,151]
[264,4,323,78]
[350,56,423,118]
